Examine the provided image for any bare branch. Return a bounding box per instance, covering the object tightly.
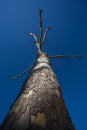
[29,32,38,42]
[29,32,42,54]
[11,64,35,80]
[39,9,43,43]
[41,27,51,45]
[49,55,83,59]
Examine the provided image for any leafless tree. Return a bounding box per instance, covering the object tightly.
[0,9,81,130]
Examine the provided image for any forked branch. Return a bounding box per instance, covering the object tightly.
[29,9,51,54]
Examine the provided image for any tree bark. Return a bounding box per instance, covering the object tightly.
[0,53,75,130]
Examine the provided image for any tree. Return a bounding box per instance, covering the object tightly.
[0,9,77,130]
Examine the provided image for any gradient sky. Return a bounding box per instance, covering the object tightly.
[0,0,87,129]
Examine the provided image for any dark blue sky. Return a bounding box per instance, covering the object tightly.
[0,0,87,129]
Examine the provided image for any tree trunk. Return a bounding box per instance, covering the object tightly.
[0,53,75,130]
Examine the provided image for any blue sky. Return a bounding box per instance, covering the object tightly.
[0,0,87,129]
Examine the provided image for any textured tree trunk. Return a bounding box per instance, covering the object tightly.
[0,53,75,130]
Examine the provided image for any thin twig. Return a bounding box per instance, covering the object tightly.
[29,32,43,54]
[29,32,38,42]
[11,64,35,80]
[41,27,51,45]
[39,9,43,43]
[49,55,83,58]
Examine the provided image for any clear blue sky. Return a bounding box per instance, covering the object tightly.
[0,0,87,129]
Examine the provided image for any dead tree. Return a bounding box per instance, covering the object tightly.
[1,9,82,130]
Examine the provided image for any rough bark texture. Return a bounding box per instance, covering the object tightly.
[0,53,75,130]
